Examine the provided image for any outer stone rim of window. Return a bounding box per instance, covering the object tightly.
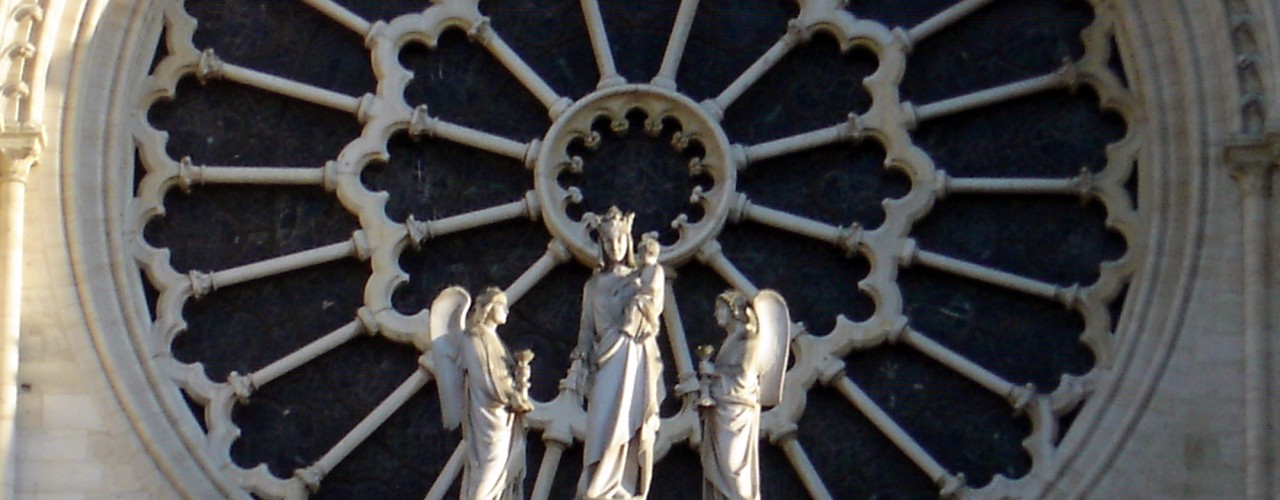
[136,0,1137,497]
[57,0,1228,500]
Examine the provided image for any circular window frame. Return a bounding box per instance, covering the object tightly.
[57,0,1228,498]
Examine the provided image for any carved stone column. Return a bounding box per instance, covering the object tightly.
[1224,132,1278,500]
[0,128,40,495]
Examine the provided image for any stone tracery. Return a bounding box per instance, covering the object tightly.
[131,0,1141,497]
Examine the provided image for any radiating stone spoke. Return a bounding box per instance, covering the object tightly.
[732,195,861,256]
[695,241,759,296]
[468,20,573,119]
[938,169,1093,200]
[529,440,567,500]
[407,192,540,246]
[651,0,700,89]
[902,240,1081,308]
[906,0,999,45]
[738,113,863,166]
[702,25,803,120]
[297,0,372,37]
[504,240,572,304]
[660,277,697,394]
[527,402,578,500]
[186,232,370,299]
[907,62,1077,128]
[425,442,467,500]
[409,105,541,168]
[132,1,1142,496]
[226,311,375,400]
[771,427,835,500]
[820,359,966,497]
[579,0,624,87]
[295,368,432,493]
[197,49,369,117]
[899,327,1036,411]
[175,157,325,187]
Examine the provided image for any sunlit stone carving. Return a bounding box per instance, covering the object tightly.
[430,286,533,500]
[566,207,666,499]
[699,290,791,500]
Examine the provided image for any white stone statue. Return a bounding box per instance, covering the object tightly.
[699,289,791,500]
[565,207,666,499]
[430,286,534,500]
[625,232,665,343]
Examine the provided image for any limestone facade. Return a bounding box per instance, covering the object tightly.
[2,0,1278,498]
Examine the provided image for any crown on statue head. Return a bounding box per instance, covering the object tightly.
[596,206,634,235]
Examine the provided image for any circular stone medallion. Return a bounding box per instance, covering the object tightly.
[534,84,736,266]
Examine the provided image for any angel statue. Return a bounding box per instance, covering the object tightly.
[430,286,534,500]
[699,289,792,500]
[564,206,666,499]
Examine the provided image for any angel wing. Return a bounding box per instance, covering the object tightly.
[752,290,792,407]
[429,286,471,430]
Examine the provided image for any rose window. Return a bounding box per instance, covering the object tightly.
[133,0,1140,497]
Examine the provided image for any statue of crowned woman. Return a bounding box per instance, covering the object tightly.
[424,201,794,500]
[563,207,667,500]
